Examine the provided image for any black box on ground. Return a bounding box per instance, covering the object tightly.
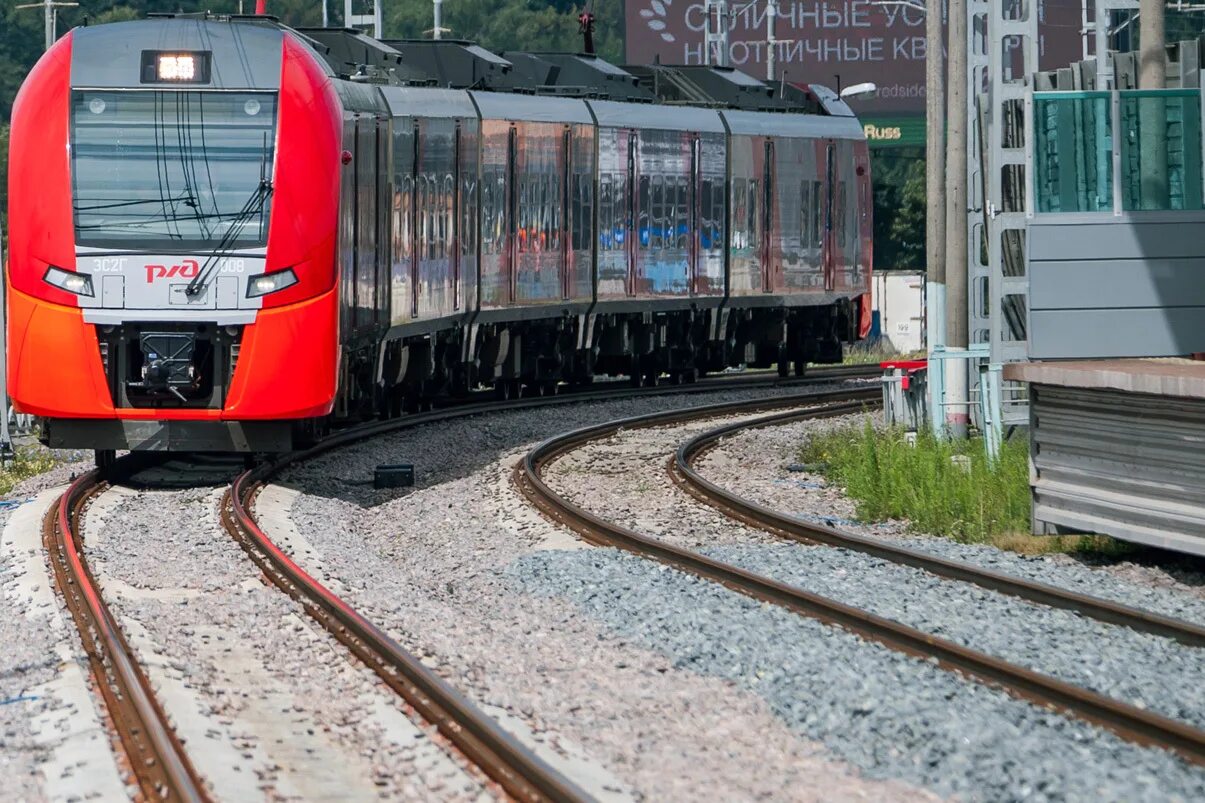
[374,464,415,489]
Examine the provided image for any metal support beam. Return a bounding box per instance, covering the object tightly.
[344,0,383,38]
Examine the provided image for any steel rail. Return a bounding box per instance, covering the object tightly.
[217,369,880,801]
[43,469,209,803]
[514,395,1205,767]
[670,405,1205,648]
[223,477,591,803]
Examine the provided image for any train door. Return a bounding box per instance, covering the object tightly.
[452,122,462,311]
[339,114,357,339]
[626,130,638,297]
[507,125,519,306]
[376,116,390,329]
[388,121,417,326]
[761,139,775,293]
[689,134,700,295]
[561,126,572,301]
[823,141,836,292]
[354,118,378,334]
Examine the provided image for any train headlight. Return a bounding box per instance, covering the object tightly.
[43,266,94,297]
[246,268,298,298]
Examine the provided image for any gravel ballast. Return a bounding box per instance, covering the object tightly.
[509,547,1205,802]
[278,383,1202,800]
[83,483,494,802]
[0,458,128,803]
[695,413,1205,621]
[540,409,1205,734]
[281,384,939,801]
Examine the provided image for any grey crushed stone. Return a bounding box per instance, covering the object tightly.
[0,505,56,803]
[508,548,1205,803]
[0,448,110,803]
[88,484,492,801]
[704,543,1205,729]
[545,410,1204,734]
[699,414,1205,623]
[282,383,940,801]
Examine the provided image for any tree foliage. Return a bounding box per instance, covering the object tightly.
[0,1,622,122]
[870,148,925,271]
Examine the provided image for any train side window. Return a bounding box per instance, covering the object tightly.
[799,181,810,249]
[810,181,824,247]
[653,175,665,250]
[747,178,760,252]
[835,181,847,247]
[712,180,725,250]
[598,176,612,249]
[731,179,746,250]
[638,174,651,250]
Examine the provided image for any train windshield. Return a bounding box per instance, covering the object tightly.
[71,90,276,249]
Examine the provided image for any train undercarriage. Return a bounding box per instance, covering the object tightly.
[342,299,857,426]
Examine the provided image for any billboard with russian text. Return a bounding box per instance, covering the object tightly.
[625,1,1083,116]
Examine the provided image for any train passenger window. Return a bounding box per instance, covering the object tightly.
[598,177,612,249]
[810,181,824,246]
[652,175,665,250]
[835,181,848,247]
[676,176,690,249]
[731,179,746,249]
[637,175,651,250]
[461,173,476,258]
[747,178,760,252]
[711,180,725,251]
[799,181,811,249]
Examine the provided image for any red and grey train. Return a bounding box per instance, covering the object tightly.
[5,15,872,455]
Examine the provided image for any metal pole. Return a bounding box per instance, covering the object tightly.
[945,0,969,437]
[925,0,947,365]
[322,0,329,27]
[766,0,776,80]
[1139,0,1168,207]
[0,216,11,461]
[434,0,442,39]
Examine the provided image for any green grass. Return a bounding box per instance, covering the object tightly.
[0,446,61,496]
[840,341,925,365]
[800,419,1136,556]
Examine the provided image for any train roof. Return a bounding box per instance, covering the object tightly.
[91,15,853,118]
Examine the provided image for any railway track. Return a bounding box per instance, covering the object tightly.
[512,391,1205,767]
[218,367,875,801]
[671,405,1205,648]
[39,366,875,800]
[43,468,209,803]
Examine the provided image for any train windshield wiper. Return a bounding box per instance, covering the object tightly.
[183,178,273,298]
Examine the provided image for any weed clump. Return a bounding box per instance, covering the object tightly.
[801,420,1028,544]
[0,446,61,496]
[801,420,1136,556]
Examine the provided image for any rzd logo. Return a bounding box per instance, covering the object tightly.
[145,259,200,283]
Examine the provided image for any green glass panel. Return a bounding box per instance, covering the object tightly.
[1032,93,1113,213]
[1119,90,1203,211]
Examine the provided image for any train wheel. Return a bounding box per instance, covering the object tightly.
[94,449,116,473]
[628,356,644,388]
[793,359,807,377]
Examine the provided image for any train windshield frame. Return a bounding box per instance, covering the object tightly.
[70,90,277,250]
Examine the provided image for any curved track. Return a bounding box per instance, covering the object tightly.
[224,475,589,803]
[43,468,209,803]
[671,405,1205,648]
[512,393,1205,767]
[218,368,876,801]
[37,367,875,801]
